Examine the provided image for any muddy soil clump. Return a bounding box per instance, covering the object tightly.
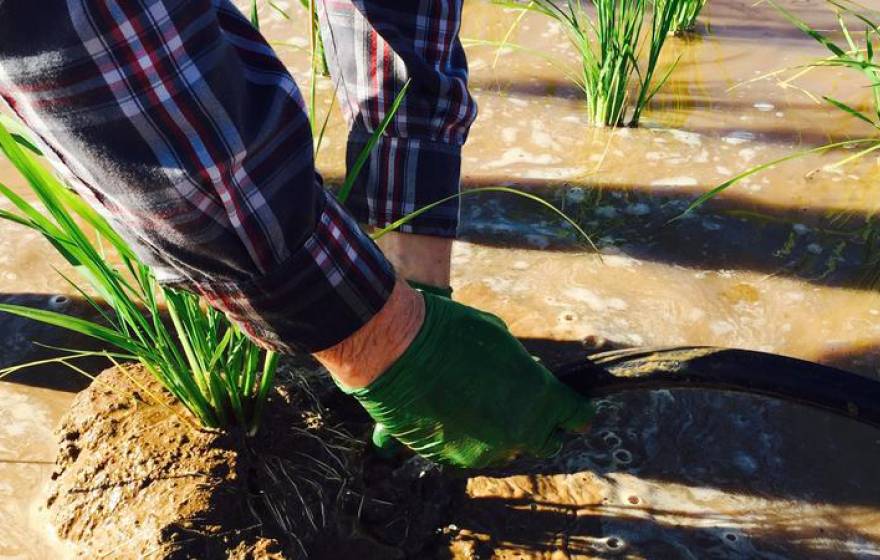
[46,363,442,559]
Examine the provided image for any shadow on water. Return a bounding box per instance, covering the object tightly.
[443,495,878,559]
[451,176,880,292]
[432,374,880,557]
[0,292,114,391]
[818,341,880,377]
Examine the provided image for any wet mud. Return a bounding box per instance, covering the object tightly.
[46,363,381,559]
[41,360,880,559]
[2,0,880,556]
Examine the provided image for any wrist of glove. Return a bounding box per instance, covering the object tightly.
[337,291,595,468]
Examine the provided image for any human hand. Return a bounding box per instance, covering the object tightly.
[338,291,596,468]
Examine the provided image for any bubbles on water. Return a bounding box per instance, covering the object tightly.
[738,147,758,162]
[48,294,69,309]
[566,187,586,204]
[594,399,618,412]
[564,287,629,312]
[613,449,633,466]
[668,129,703,148]
[602,535,627,553]
[624,203,651,216]
[733,453,758,475]
[650,176,698,187]
[719,529,751,552]
[723,131,756,145]
[595,205,618,219]
[600,430,622,449]
[710,321,735,336]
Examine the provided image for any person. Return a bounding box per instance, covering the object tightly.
[0,0,594,468]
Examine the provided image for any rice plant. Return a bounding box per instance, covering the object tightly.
[773,0,880,130]
[496,0,682,127]
[677,0,880,218]
[668,0,708,36]
[0,121,279,433]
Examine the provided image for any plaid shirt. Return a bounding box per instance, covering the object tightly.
[0,0,475,352]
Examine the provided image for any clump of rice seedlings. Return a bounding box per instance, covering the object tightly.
[678,0,880,217]
[496,0,682,127]
[668,0,708,36]
[0,121,278,434]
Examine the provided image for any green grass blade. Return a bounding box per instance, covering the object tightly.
[250,0,260,29]
[371,186,598,253]
[493,2,533,69]
[673,139,875,220]
[768,0,846,57]
[0,114,42,155]
[314,82,338,156]
[267,0,290,18]
[823,95,878,127]
[0,303,141,354]
[248,350,279,436]
[337,79,411,204]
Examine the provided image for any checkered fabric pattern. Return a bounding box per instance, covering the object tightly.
[319,0,477,237]
[0,0,469,352]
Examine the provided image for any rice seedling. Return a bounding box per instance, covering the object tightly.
[677,0,880,217]
[0,121,279,434]
[668,0,708,36]
[494,0,682,127]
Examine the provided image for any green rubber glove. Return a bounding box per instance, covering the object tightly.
[339,292,596,468]
[370,280,453,458]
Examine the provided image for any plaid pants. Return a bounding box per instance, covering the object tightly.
[0,0,476,352]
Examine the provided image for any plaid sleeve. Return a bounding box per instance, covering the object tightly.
[0,0,395,353]
[319,0,477,238]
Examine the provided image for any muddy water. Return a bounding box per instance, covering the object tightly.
[455,389,880,559]
[0,382,72,560]
[2,0,880,557]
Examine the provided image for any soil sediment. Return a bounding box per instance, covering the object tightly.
[46,364,390,558]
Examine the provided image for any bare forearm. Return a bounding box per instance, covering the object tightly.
[314,278,425,388]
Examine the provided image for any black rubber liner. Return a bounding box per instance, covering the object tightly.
[554,346,880,429]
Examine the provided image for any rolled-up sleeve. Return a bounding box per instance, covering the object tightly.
[0,0,395,352]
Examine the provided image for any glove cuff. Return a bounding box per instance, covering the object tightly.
[333,291,436,400]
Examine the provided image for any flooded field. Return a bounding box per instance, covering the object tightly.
[2,0,880,557]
